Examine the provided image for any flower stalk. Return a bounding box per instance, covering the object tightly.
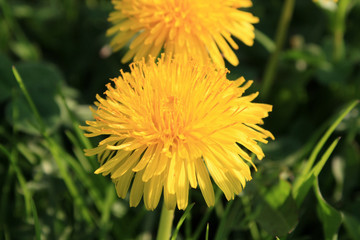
[156,203,175,240]
[333,0,350,62]
[261,0,295,99]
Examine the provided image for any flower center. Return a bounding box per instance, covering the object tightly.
[163,96,177,110]
[157,95,186,148]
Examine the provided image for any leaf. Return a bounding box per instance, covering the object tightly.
[314,180,342,240]
[256,194,298,237]
[316,60,352,86]
[264,179,292,209]
[343,212,360,240]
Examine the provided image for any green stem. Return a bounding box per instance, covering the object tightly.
[333,0,350,62]
[254,29,276,53]
[261,0,296,99]
[156,203,175,240]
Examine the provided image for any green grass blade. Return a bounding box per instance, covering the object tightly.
[185,204,192,239]
[171,203,195,240]
[0,165,14,234]
[12,67,93,224]
[214,200,235,240]
[293,137,341,206]
[59,90,93,151]
[293,100,359,206]
[0,145,41,239]
[59,136,105,211]
[31,199,41,240]
[205,223,209,240]
[58,142,104,213]
[0,145,31,217]
[65,130,93,172]
[16,143,37,165]
[313,137,341,177]
[12,66,46,136]
[46,138,93,224]
[302,100,358,175]
[99,186,116,240]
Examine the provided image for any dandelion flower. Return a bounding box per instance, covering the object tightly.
[107,0,259,68]
[81,55,274,210]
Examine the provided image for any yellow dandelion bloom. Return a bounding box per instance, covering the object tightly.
[107,0,259,68]
[81,55,274,210]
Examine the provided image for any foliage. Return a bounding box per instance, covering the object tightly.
[1,0,360,239]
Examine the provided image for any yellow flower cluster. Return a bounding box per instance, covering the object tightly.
[83,0,274,210]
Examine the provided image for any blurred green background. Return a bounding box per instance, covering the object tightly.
[1,0,360,239]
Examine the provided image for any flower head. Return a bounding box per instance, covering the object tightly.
[107,0,259,68]
[81,55,273,210]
